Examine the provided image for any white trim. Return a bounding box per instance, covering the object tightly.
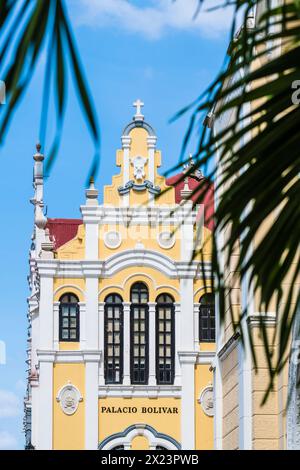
[194,303,200,350]
[53,284,85,299]
[39,276,54,350]
[123,302,131,385]
[85,278,99,349]
[98,302,105,386]
[174,303,181,386]
[101,424,179,451]
[53,302,60,350]
[79,302,86,350]
[148,302,156,386]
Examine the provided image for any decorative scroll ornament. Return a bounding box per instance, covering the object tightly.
[118,180,161,196]
[56,382,83,416]
[131,155,147,181]
[198,384,214,417]
[157,231,175,249]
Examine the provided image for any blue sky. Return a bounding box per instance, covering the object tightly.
[0,0,232,449]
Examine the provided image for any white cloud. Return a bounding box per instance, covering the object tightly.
[0,431,18,450]
[75,0,234,39]
[0,390,21,418]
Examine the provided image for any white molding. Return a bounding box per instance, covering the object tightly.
[36,349,101,363]
[98,385,181,398]
[178,351,197,450]
[53,284,85,299]
[123,302,131,386]
[98,302,105,386]
[53,302,60,351]
[36,254,212,280]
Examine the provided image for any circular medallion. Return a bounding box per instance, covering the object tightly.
[157,231,175,249]
[104,231,122,249]
[56,383,83,416]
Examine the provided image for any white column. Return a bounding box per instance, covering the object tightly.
[123,302,131,385]
[179,352,198,450]
[53,302,59,350]
[174,303,181,386]
[37,353,55,449]
[148,302,156,385]
[85,278,99,350]
[79,302,86,350]
[39,276,54,350]
[84,352,101,450]
[98,302,105,386]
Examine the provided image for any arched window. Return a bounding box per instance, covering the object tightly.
[199,293,215,342]
[156,294,175,385]
[130,283,149,384]
[104,294,123,384]
[59,293,79,342]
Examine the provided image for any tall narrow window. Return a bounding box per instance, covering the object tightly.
[156,294,175,384]
[59,293,79,342]
[199,293,215,342]
[130,282,149,384]
[104,294,123,384]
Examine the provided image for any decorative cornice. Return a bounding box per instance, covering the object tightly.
[36,251,212,280]
[178,351,199,365]
[247,312,276,328]
[98,385,181,399]
[217,331,240,360]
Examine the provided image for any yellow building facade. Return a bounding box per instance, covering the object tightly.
[25,102,215,450]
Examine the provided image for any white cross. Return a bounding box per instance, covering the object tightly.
[133,99,144,117]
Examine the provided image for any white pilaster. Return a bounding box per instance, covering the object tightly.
[36,352,55,449]
[174,302,181,386]
[147,136,157,206]
[79,302,86,350]
[53,301,59,350]
[84,352,101,450]
[194,303,200,350]
[180,201,194,261]
[213,356,223,449]
[39,276,54,350]
[123,302,131,385]
[238,340,252,449]
[85,222,99,259]
[180,278,194,350]
[85,278,99,350]
[178,352,198,450]
[148,302,156,385]
[98,302,105,386]
[122,136,131,208]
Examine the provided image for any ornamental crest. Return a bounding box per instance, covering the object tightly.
[131,155,147,181]
[56,382,83,416]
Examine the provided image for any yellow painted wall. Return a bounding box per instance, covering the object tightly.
[98,397,181,446]
[195,365,214,450]
[131,436,150,450]
[53,363,85,450]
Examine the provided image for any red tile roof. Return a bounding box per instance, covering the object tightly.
[46,218,83,250]
[166,173,214,231]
